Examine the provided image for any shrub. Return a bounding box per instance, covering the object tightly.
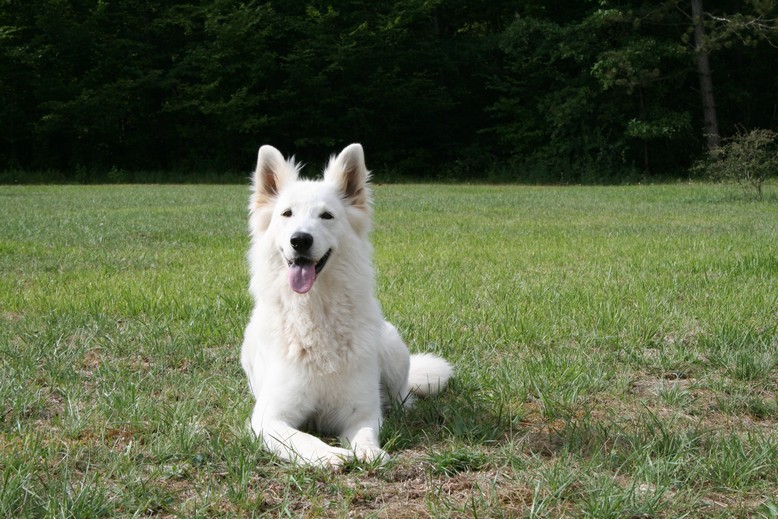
[694,128,778,199]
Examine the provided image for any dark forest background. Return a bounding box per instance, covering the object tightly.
[1,0,777,182]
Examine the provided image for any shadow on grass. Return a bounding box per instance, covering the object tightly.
[381,377,520,450]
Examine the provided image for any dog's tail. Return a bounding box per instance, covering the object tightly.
[407,353,453,398]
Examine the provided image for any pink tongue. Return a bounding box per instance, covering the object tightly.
[289,263,316,294]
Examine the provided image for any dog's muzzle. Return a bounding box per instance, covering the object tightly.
[286,233,332,294]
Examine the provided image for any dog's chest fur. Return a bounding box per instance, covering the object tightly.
[277,288,364,374]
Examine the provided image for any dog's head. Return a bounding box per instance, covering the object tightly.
[249,143,372,294]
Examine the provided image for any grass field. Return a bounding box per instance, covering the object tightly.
[1,182,776,517]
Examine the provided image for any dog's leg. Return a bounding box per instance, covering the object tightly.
[342,419,388,464]
[251,405,354,469]
[379,322,411,406]
[339,378,388,463]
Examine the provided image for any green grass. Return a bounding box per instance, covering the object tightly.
[1,182,776,517]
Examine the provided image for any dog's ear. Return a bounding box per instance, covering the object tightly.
[324,143,370,209]
[252,145,297,208]
[250,145,299,233]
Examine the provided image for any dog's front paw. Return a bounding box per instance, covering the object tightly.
[307,447,354,471]
[354,445,389,465]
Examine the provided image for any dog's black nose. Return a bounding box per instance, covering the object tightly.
[290,232,313,252]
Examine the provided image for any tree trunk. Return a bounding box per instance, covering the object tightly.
[639,88,650,174]
[691,0,721,151]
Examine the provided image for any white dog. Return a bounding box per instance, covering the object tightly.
[240,143,452,468]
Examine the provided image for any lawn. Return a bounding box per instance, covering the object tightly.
[1,182,776,517]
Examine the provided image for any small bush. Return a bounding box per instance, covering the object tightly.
[693,128,778,199]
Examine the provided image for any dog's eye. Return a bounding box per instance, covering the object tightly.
[320,211,334,220]
[281,209,292,217]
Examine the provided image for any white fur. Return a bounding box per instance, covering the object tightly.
[240,143,452,469]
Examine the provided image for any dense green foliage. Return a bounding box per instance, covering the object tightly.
[1,0,777,181]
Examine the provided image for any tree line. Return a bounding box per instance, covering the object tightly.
[1,0,776,182]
